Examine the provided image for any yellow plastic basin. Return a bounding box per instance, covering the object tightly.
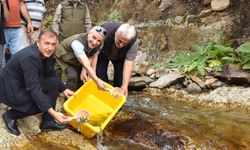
[63,79,126,138]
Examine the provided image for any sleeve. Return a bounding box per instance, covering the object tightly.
[71,40,87,56]
[52,4,62,35]
[84,4,92,32]
[20,57,51,112]
[58,80,66,93]
[126,39,140,60]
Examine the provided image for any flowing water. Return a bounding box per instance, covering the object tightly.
[96,94,250,150]
[16,94,250,149]
[108,94,250,150]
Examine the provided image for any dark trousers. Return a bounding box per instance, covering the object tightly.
[96,55,124,87]
[7,77,60,122]
[65,65,82,91]
[54,61,82,91]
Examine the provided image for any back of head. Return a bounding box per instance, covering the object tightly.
[116,24,136,40]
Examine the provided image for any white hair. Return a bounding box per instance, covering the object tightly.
[117,24,136,40]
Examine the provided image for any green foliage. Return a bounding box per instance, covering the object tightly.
[168,42,238,77]
[42,15,53,29]
[235,42,250,69]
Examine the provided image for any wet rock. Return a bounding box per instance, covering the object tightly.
[105,110,187,150]
[16,130,96,150]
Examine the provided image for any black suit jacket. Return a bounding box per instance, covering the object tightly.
[0,44,66,112]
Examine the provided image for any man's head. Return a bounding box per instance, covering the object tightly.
[87,26,106,49]
[115,24,136,48]
[37,29,58,58]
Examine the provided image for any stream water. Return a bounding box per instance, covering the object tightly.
[17,93,250,150]
[100,94,250,150]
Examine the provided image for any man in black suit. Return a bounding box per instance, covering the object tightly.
[0,29,74,136]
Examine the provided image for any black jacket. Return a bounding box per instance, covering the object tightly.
[0,44,66,112]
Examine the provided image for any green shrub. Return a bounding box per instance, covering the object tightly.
[168,42,238,77]
[235,42,250,69]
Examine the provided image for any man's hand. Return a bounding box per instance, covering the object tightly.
[54,111,69,124]
[63,89,75,98]
[47,108,69,124]
[95,78,107,91]
[80,68,89,83]
[27,22,34,35]
[121,85,128,97]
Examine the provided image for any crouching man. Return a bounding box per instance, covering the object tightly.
[0,30,74,136]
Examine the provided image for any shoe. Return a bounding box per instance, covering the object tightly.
[40,120,68,132]
[2,112,20,136]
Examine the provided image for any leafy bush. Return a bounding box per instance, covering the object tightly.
[235,42,250,69]
[168,42,239,77]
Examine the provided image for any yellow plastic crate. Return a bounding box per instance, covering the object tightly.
[63,79,126,138]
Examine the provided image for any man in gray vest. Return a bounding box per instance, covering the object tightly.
[52,0,92,42]
[55,26,107,91]
[96,22,139,97]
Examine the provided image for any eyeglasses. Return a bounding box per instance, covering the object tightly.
[93,26,107,36]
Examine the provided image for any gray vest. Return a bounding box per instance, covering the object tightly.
[59,1,87,41]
